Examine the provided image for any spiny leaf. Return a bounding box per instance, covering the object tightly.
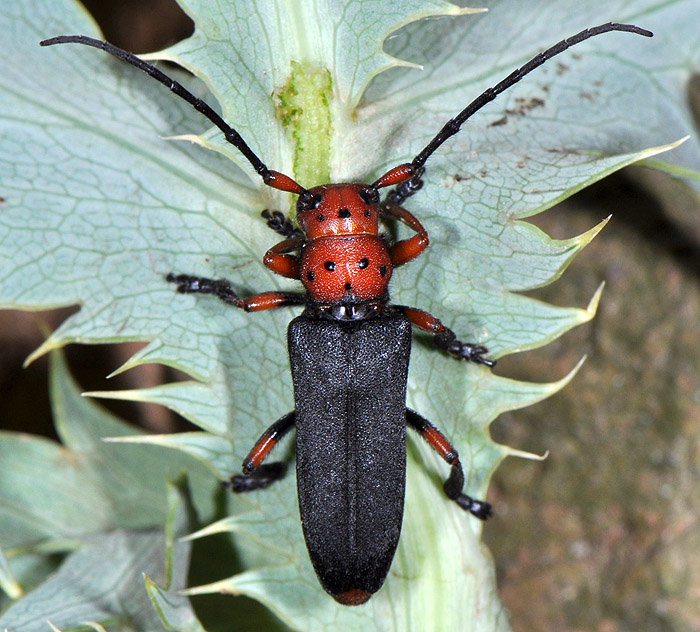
[0,353,215,550]
[0,544,23,600]
[0,353,211,630]
[0,0,695,629]
[2,530,170,632]
[0,357,213,632]
[144,479,207,632]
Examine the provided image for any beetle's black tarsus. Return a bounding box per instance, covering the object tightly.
[262,209,304,240]
[166,272,243,307]
[455,494,493,520]
[224,462,287,493]
[434,330,495,367]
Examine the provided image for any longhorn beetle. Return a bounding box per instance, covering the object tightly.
[42,22,652,605]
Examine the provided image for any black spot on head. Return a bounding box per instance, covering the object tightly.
[317,214,325,222]
[324,261,335,271]
[306,271,315,282]
[364,209,371,217]
[344,283,352,291]
[338,208,351,219]
[358,258,369,269]
[379,265,387,277]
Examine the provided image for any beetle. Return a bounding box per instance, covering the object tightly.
[41,22,652,605]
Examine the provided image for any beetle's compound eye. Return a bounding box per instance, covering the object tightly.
[297,191,322,211]
[324,261,335,271]
[358,258,369,269]
[358,187,379,204]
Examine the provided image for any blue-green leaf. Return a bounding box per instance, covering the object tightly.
[1,0,696,629]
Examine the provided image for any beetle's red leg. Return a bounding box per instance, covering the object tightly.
[166,273,306,312]
[223,411,295,493]
[406,409,491,520]
[381,203,429,268]
[262,236,304,279]
[241,411,296,474]
[398,305,494,367]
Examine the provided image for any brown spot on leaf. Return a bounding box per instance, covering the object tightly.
[489,115,508,127]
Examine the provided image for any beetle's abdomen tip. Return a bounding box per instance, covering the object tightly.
[332,587,373,606]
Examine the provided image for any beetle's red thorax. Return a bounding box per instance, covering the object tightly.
[300,235,391,303]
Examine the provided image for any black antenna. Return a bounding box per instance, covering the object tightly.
[410,22,653,171]
[40,35,306,194]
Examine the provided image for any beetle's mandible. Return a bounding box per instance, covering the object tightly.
[41,21,653,605]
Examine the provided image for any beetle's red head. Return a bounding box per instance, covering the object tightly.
[296,183,380,239]
[294,163,416,238]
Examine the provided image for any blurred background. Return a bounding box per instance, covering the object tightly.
[1,1,699,630]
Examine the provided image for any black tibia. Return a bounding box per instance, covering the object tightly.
[261,209,304,240]
[223,463,287,493]
[381,166,425,207]
[406,409,492,520]
[166,273,243,306]
[434,329,494,368]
